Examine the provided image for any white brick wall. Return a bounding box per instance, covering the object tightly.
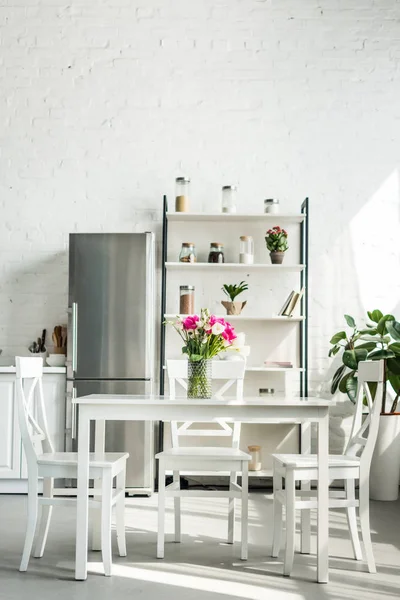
[1,1,400,445]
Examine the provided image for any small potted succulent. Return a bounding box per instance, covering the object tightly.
[221,281,248,315]
[265,226,288,264]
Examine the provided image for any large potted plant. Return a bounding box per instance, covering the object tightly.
[166,308,238,398]
[329,310,400,501]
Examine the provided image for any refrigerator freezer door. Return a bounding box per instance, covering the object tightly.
[67,233,154,381]
[68,379,154,491]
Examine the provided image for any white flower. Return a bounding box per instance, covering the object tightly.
[211,322,226,336]
[174,320,184,330]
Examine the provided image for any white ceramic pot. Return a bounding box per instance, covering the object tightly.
[370,413,400,501]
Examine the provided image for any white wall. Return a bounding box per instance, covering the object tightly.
[1,0,400,445]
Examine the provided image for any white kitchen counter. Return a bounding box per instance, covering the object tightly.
[0,366,66,374]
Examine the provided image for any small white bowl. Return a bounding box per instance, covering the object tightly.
[46,354,66,367]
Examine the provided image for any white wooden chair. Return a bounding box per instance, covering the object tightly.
[156,359,250,560]
[271,359,384,576]
[15,357,128,576]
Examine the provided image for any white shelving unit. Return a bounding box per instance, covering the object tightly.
[159,197,309,481]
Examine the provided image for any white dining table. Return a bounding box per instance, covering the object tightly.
[73,394,333,583]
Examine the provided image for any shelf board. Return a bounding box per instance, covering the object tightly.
[167,212,305,223]
[166,262,305,272]
[164,314,305,322]
[246,367,304,372]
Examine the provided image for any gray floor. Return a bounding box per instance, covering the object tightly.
[0,492,399,600]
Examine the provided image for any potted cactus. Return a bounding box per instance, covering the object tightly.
[265,226,288,264]
[221,281,248,315]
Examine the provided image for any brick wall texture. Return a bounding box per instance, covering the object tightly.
[1,0,400,445]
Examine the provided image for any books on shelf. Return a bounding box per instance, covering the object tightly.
[264,361,293,368]
[278,287,304,317]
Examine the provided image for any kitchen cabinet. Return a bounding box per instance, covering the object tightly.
[0,367,66,492]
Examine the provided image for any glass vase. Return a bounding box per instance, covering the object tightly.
[187,359,212,399]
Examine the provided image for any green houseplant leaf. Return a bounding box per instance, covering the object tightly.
[377,314,395,335]
[339,370,357,402]
[387,357,400,376]
[368,348,395,360]
[344,315,356,328]
[328,345,341,357]
[343,348,368,370]
[330,331,347,345]
[387,321,400,342]
[355,342,376,352]
[331,364,346,394]
[388,343,400,356]
[368,309,383,323]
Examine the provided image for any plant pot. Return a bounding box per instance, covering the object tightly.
[370,413,400,501]
[221,300,247,315]
[269,251,285,265]
[187,359,212,399]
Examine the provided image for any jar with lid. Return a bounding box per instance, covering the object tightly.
[248,445,262,471]
[208,243,225,263]
[175,177,190,212]
[239,236,254,264]
[179,243,197,263]
[264,198,280,214]
[180,285,195,314]
[221,185,237,214]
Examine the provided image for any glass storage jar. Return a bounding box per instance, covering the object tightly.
[264,198,280,214]
[208,242,225,263]
[180,285,195,314]
[175,177,190,212]
[221,185,237,214]
[239,236,254,264]
[248,445,262,471]
[179,242,197,263]
[259,388,275,397]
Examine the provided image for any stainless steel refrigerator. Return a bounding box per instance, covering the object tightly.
[65,233,155,494]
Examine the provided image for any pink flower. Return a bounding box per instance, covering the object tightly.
[182,315,199,330]
[205,314,226,333]
[221,322,237,344]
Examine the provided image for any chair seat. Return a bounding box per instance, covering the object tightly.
[156,447,251,461]
[37,452,129,468]
[273,453,360,469]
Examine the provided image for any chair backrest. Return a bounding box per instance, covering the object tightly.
[167,359,246,448]
[15,357,54,471]
[345,360,384,472]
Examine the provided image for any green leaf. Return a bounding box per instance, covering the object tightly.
[355,342,376,351]
[331,364,346,394]
[339,370,355,393]
[388,372,400,395]
[343,348,368,370]
[189,354,203,362]
[389,343,400,355]
[368,348,395,360]
[330,331,347,345]
[387,321,400,342]
[344,314,356,328]
[358,328,378,336]
[377,314,395,335]
[364,381,378,406]
[345,374,358,403]
[387,357,400,375]
[368,309,383,323]
[182,347,188,354]
[328,345,341,357]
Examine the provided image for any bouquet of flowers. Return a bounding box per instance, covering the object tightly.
[168,308,238,361]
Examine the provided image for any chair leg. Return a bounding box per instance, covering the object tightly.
[116,468,127,557]
[157,460,166,559]
[20,475,39,572]
[101,469,113,577]
[241,462,248,561]
[283,470,295,577]
[300,480,311,554]
[173,470,181,543]
[228,471,236,544]
[34,477,54,559]
[345,479,362,561]
[359,478,376,573]
[272,466,283,557]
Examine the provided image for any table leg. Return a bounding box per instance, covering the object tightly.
[300,422,311,554]
[91,420,106,551]
[75,409,90,581]
[317,410,329,583]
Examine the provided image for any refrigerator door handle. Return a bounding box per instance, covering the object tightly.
[71,302,78,376]
[71,385,77,440]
